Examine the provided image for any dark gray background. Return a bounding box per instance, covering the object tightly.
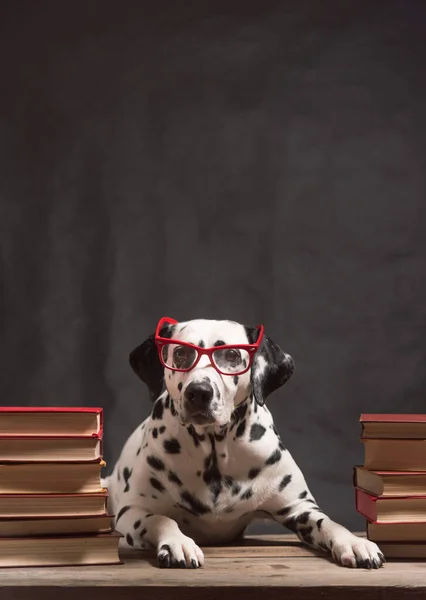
[1,0,425,533]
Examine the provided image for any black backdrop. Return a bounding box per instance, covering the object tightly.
[1,0,426,533]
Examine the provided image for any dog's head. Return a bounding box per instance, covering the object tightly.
[129,318,294,428]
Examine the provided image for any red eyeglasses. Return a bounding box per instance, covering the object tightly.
[154,317,264,376]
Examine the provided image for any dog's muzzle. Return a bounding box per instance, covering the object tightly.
[184,381,215,424]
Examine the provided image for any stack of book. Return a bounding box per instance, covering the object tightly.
[354,413,426,559]
[0,407,120,567]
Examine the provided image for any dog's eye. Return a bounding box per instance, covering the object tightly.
[172,345,196,368]
[224,349,241,363]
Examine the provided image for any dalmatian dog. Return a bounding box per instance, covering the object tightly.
[103,317,384,570]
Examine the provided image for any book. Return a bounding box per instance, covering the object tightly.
[0,532,121,567]
[375,542,426,559]
[0,407,102,437]
[0,514,113,537]
[355,488,426,523]
[0,492,108,517]
[362,438,426,471]
[360,414,426,439]
[0,461,105,494]
[0,434,102,462]
[367,521,426,542]
[354,466,426,497]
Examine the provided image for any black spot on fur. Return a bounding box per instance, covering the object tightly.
[152,428,158,439]
[123,467,132,482]
[236,419,246,438]
[233,375,239,385]
[150,477,165,493]
[180,491,211,515]
[278,440,286,451]
[133,519,141,529]
[241,488,253,500]
[177,382,183,392]
[203,434,222,503]
[159,425,166,434]
[276,506,291,516]
[265,449,282,465]
[164,438,181,454]
[170,400,178,417]
[152,400,164,420]
[140,528,147,537]
[147,455,165,471]
[136,447,141,456]
[116,505,130,523]
[145,513,154,518]
[117,469,121,481]
[187,425,205,447]
[250,423,266,441]
[214,428,226,442]
[279,474,292,491]
[168,471,183,486]
[299,490,308,499]
[198,340,205,348]
[164,395,170,409]
[248,468,261,479]
[123,467,132,492]
[214,340,225,347]
[126,533,134,546]
[317,518,324,530]
[296,511,311,524]
[223,477,235,490]
[231,483,242,496]
[284,517,298,532]
[197,470,201,477]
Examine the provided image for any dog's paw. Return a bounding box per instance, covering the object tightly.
[331,533,385,569]
[157,534,204,569]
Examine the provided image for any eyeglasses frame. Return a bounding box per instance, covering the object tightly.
[154,316,264,376]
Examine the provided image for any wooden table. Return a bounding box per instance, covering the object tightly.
[0,534,425,600]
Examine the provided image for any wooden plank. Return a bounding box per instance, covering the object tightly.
[0,534,424,600]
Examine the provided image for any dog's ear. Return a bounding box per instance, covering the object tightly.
[245,327,295,406]
[129,324,175,402]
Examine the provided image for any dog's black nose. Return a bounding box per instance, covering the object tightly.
[185,381,214,409]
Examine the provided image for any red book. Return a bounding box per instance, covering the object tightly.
[0,407,103,437]
[360,413,426,439]
[355,488,426,523]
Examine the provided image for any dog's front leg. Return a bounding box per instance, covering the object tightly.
[114,502,204,568]
[261,454,385,569]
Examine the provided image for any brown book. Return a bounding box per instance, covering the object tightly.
[354,466,426,497]
[0,435,102,462]
[367,521,426,542]
[0,461,106,494]
[0,407,102,436]
[360,413,426,439]
[0,492,108,517]
[0,532,121,567]
[362,439,426,471]
[0,514,113,537]
[375,543,426,559]
[356,488,426,523]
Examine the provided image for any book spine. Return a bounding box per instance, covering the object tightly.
[355,488,377,522]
